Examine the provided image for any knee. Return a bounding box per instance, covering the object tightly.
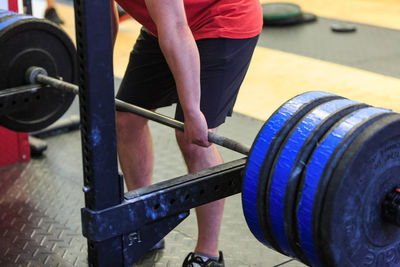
[175,130,193,156]
[115,111,148,133]
[175,130,187,149]
[175,128,218,155]
[175,130,207,159]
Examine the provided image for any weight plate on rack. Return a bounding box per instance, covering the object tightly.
[0,12,77,132]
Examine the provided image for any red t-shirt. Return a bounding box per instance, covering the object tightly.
[116,0,263,40]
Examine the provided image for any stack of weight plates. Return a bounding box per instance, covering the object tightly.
[242,91,400,266]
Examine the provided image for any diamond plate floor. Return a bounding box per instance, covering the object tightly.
[0,104,304,267]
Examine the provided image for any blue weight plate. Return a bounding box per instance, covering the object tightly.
[0,11,15,18]
[243,92,340,249]
[282,101,367,263]
[266,98,363,258]
[0,13,15,23]
[242,91,340,250]
[0,13,30,25]
[318,113,400,266]
[296,107,391,267]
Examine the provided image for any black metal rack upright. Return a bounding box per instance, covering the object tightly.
[73,1,124,266]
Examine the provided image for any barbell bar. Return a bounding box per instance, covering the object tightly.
[26,66,251,156]
[2,11,400,267]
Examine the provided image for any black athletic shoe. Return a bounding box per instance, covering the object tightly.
[44,8,64,25]
[182,251,225,267]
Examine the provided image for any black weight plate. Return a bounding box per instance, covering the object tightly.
[262,2,302,20]
[243,92,342,254]
[264,14,304,27]
[296,107,392,266]
[265,98,363,260]
[0,14,77,132]
[318,114,400,266]
[262,3,303,26]
[264,13,317,27]
[301,12,317,24]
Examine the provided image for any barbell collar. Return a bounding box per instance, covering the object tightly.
[26,66,250,156]
[26,66,48,85]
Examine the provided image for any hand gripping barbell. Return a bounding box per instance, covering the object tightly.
[1,10,400,267]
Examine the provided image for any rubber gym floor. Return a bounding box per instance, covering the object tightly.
[1,0,399,266]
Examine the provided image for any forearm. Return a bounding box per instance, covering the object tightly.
[144,0,201,116]
[144,0,210,146]
[158,24,201,116]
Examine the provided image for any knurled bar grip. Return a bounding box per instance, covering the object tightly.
[28,67,250,156]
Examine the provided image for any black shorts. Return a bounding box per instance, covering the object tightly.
[116,28,259,128]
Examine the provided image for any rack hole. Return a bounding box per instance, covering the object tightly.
[84,174,92,184]
[84,165,90,173]
[170,199,175,205]
[154,204,160,210]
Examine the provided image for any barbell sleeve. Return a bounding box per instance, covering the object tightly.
[27,66,250,156]
[27,66,79,95]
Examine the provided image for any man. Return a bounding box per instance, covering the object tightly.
[110,1,262,266]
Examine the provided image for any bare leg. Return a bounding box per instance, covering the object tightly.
[46,0,55,9]
[176,129,224,257]
[116,111,154,191]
